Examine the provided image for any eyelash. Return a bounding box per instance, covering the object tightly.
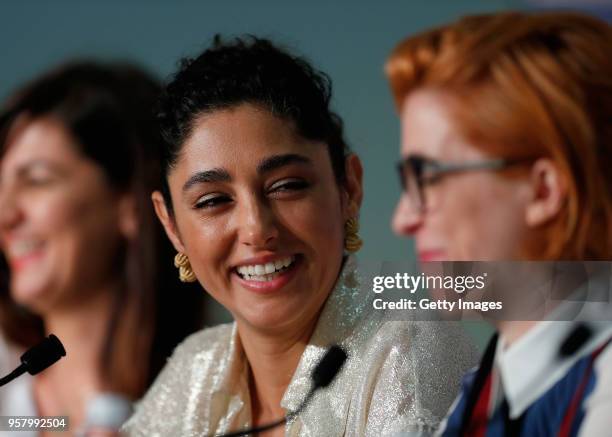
[24,175,53,186]
[194,194,231,210]
[268,179,310,193]
[193,179,310,210]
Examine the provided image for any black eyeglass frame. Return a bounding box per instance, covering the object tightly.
[396,155,533,211]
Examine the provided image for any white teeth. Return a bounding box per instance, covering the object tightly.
[7,240,43,258]
[244,271,281,282]
[235,256,296,280]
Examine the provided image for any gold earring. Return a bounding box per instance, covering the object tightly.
[344,217,363,253]
[174,252,197,283]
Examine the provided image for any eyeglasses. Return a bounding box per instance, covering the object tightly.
[396,155,532,211]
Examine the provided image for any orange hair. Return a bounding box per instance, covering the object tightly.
[386,11,612,260]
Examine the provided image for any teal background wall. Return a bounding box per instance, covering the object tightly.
[1,0,539,349]
[1,1,521,264]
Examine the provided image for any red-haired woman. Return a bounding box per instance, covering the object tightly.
[387,11,612,436]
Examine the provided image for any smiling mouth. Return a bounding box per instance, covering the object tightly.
[418,249,447,262]
[4,240,45,270]
[235,255,297,282]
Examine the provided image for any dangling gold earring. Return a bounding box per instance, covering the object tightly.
[174,252,197,283]
[344,217,363,253]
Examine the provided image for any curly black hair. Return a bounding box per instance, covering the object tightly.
[158,35,350,211]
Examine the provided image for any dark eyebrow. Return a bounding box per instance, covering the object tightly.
[256,153,312,175]
[182,168,231,192]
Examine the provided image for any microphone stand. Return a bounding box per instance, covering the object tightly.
[217,389,316,437]
[0,364,27,386]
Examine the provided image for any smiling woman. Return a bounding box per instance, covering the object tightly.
[122,36,478,437]
[161,104,348,334]
[0,62,204,434]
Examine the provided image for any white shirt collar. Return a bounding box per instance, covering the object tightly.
[497,318,612,419]
[495,267,612,419]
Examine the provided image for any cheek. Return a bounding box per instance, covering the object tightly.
[10,188,121,307]
[52,190,117,242]
[278,190,346,254]
[174,214,233,292]
[62,202,122,287]
[27,191,76,234]
[430,176,528,259]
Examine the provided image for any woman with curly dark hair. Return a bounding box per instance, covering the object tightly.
[122,36,477,437]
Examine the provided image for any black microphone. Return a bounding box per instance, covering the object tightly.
[559,323,593,359]
[0,334,66,387]
[213,345,348,437]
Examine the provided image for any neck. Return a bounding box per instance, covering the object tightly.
[34,283,117,426]
[237,315,319,425]
[497,321,538,348]
[44,285,116,371]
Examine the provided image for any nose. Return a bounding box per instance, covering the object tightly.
[392,192,423,236]
[237,197,279,249]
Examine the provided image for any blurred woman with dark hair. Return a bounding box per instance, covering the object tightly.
[387,11,612,436]
[0,62,204,434]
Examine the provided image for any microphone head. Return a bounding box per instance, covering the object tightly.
[311,345,347,389]
[20,334,66,375]
[559,323,593,358]
[85,393,133,431]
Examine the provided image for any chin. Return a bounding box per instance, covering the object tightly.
[11,282,55,313]
[239,306,308,333]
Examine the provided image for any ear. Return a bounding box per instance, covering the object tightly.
[525,158,567,228]
[342,154,364,219]
[117,194,138,240]
[151,191,186,253]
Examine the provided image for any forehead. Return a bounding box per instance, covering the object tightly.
[174,104,327,174]
[399,89,481,161]
[2,117,81,169]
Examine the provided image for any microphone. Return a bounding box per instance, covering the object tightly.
[213,344,348,437]
[559,323,593,358]
[311,345,347,389]
[77,393,133,437]
[0,334,66,387]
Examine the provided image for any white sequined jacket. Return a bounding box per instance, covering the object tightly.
[123,257,478,436]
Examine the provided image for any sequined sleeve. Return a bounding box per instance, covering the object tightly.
[288,320,478,437]
[121,324,236,437]
[358,321,479,436]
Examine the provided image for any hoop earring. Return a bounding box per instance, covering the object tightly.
[344,218,363,253]
[174,252,197,283]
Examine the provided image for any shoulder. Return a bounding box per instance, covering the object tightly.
[579,337,612,436]
[366,320,479,371]
[122,323,235,437]
[171,323,234,361]
[153,322,234,377]
[155,321,234,382]
[353,320,479,435]
[0,335,37,418]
